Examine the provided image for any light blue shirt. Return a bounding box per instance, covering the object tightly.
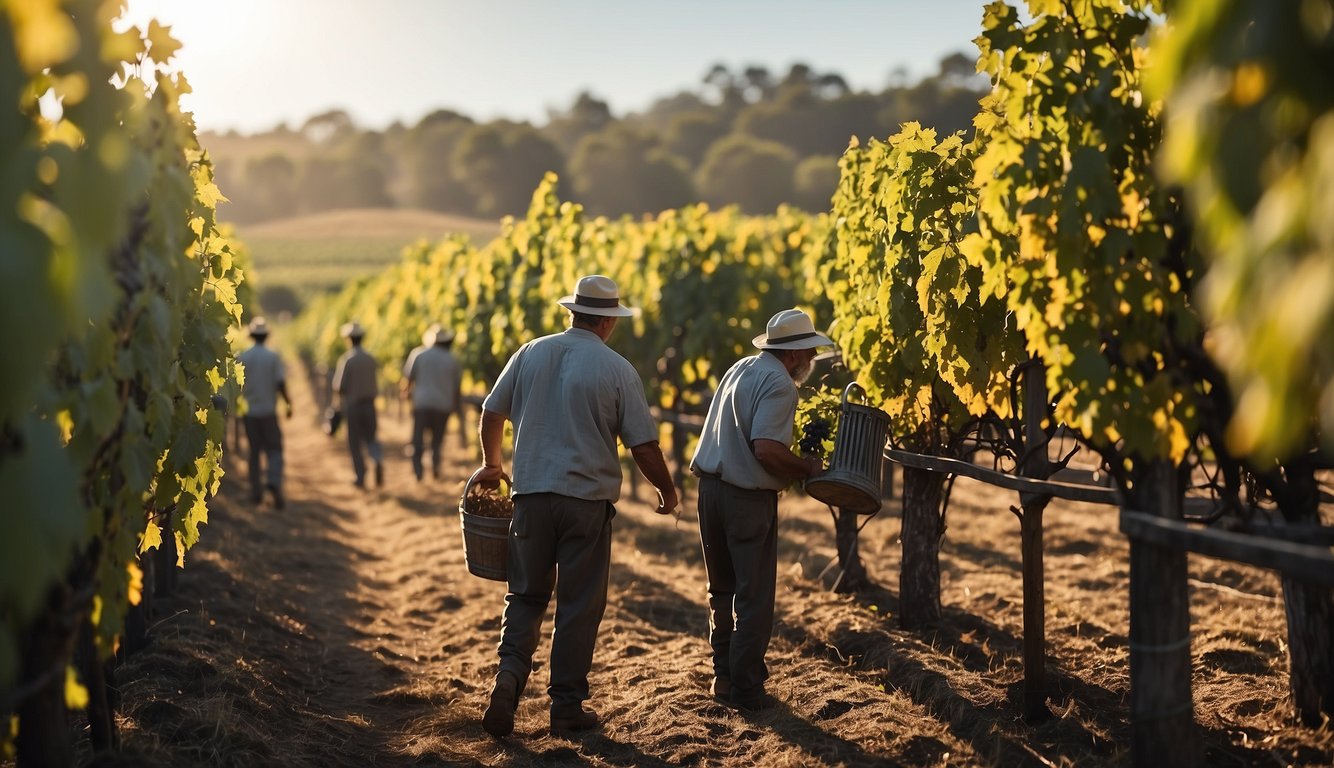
[236,343,285,417]
[690,352,797,491]
[333,346,378,403]
[483,328,658,502]
[404,344,461,411]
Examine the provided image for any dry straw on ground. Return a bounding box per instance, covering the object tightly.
[82,374,1334,767]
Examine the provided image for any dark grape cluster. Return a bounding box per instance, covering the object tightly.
[463,488,514,519]
[798,417,833,456]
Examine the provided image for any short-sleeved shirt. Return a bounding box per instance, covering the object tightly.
[333,346,378,404]
[482,327,658,502]
[236,343,285,418]
[690,352,798,491]
[404,344,461,412]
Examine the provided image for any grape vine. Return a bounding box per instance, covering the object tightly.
[1,2,245,758]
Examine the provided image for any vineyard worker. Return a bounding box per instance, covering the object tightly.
[332,321,385,489]
[476,274,679,738]
[400,322,463,482]
[689,307,830,711]
[236,316,292,509]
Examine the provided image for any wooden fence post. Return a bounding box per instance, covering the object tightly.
[1127,460,1198,767]
[1019,362,1052,721]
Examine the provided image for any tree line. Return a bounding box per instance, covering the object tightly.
[206,56,985,223]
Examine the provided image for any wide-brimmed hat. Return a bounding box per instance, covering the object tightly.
[557,275,634,317]
[340,321,365,339]
[424,323,455,345]
[752,308,833,350]
[247,316,270,337]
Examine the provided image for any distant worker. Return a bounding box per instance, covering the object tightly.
[332,321,384,489]
[401,322,463,482]
[236,316,292,508]
[477,275,679,737]
[689,308,831,711]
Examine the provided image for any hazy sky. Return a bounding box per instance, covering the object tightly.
[118,0,990,134]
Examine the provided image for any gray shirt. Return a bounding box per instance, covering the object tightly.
[483,327,658,502]
[333,346,378,404]
[404,344,461,412]
[236,343,285,418]
[690,352,797,491]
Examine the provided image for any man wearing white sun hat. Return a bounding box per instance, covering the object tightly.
[689,307,832,712]
[332,320,384,489]
[477,274,679,737]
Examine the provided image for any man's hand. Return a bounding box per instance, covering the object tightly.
[654,486,680,516]
[474,463,504,488]
[285,402,294,420]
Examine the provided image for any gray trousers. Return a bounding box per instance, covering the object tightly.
[242,415,283,498]
[497,493,613,709]
[410,407,447,479]
[344,399,382,483]
[697,475,778,698]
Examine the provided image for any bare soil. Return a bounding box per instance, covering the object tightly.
[86,373,1333,767]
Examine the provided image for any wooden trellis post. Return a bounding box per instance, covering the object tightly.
[1018,362,1052,721]
[1126,461,1198,767]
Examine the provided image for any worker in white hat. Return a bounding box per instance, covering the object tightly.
[332,320,384,489]
[401,322,462,481]
[236,316,293,508]
[689,307,833,711]
[478,274,678,738]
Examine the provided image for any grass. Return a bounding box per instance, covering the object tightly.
[233,208,501,316]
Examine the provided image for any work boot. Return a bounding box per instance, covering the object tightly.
[482,671,519,737]
[374,461,385,488]
[267,484,285,510]
[550,703,600,733]
[728,688,778,713]
[709,676,731,702]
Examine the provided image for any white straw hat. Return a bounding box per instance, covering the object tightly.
[423,323,454,345]
[557,275,634,317]
[752,308,833,350]
[340,321,365,339]
[247,316,270,337]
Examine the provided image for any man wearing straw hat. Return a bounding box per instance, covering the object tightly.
[689,307,832,712]
[476,274,679,737]
[401,322,462,482]
[333,320,384,489]
[236,316,292,508]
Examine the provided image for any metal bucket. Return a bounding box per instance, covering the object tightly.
[458,469,512,581]
[804,383,889,515]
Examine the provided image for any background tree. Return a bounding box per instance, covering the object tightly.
[544,91,615,155]
[452,121,565,218]
[695,134,796,213]
[792,154,840,212]
[567,124,694,216]
[232,152,298,222]
[198,53,989,222]
[300,108,356,145]
[404,112,475,214]
[633,90,709,135]
[662,110,729,167]
[296,153,393,213]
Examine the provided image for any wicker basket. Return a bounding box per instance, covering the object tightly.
[458,469,513,581]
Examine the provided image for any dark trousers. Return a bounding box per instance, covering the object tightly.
[242,415,283,499]
[410,407,448,480]
[344,399,382,483]
[697,475,778,698]
[497,493,613,709]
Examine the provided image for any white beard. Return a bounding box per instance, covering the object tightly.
[791,359,814,385]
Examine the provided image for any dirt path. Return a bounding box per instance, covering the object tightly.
[100,371,1332,767]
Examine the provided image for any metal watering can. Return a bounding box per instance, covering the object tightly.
[804,382,889,515]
